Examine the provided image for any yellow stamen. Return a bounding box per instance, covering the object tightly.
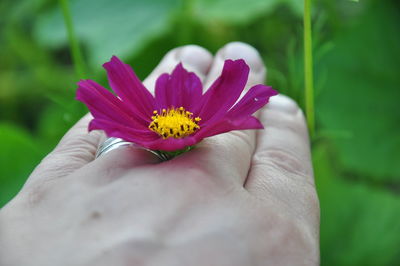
[149,106,201,139]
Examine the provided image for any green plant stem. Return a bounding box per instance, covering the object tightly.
[304,0,315,137]
[59,0,86,79]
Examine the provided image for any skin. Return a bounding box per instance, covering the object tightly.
[0,42,320,266]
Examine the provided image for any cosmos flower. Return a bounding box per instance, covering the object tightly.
[76,56,277,152]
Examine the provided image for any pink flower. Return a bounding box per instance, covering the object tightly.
[76,56,277,151]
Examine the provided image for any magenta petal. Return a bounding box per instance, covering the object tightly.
[195,116,263,139]
[90,118,199,151]
[89,119,158,143]
[144,136,199,152]
[227,85,278,119]
[154,73,169,110]
[195,85,277,139]
[194,59,249,123]
[103,56,155,120]
[77,57,278,153]
[76,80,148,129]
[154,63,203,110]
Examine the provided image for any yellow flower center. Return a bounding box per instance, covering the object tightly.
[149,107,201,139]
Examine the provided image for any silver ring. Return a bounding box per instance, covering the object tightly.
[95,137,133,158]
[95,137,171,161]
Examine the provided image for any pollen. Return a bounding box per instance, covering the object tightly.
[149,107,201,139]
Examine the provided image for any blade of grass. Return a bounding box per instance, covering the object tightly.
[59,0,87,79]
[304,0,315,137]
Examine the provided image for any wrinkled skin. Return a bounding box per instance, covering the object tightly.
[0,42,319,266]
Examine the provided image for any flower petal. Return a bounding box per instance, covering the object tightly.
[103,56,155,120]
[194,59,249,123]
[89,119,158,143]
[90,118,200,152]
[76,80,148,130]
[91,117,199,151]
[77,58,278,153]
[194,85,277,139]
[144,136,199,152]
[227,85,278,119]
[195,116,263,139]
[153,73,169,110]
[154,63,203,110]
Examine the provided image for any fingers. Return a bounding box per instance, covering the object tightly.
[187,42,267,186]
[244,94,319,232]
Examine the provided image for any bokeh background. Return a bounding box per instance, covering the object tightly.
[1,0,399,264]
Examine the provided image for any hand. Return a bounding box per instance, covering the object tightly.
[0,42,319,266]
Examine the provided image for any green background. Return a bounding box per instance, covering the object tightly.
[1,0,399,264]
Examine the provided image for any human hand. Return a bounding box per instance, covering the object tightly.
[0,42,319,266]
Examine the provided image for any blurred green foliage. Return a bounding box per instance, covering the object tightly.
[0,0,399,265]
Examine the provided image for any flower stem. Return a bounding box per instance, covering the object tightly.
[157,146,194,161]
[59,0,87,79]
[303,0,315,137]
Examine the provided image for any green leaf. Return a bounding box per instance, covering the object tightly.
[194,0,302,25]
[314,145,400,266]
[36,103,80,151]
[0,124,44,207]
[316,2,400,181]
[34,0,179,68]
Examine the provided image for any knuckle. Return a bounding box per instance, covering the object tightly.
[59,131,99,152]
[177,45,213,73]
[278,94,300,108]
[55,134,99,160]
[222,42,264,71]
[226,130,254,152]
[255,148,307,176]
[34,152,87,181]
[267,94,302,115]
[178,44,211,58]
